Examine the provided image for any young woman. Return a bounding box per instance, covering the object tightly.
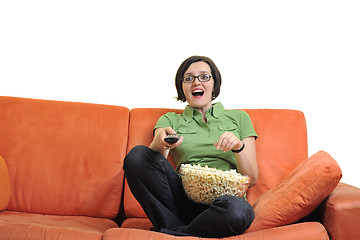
[123,56,258,238]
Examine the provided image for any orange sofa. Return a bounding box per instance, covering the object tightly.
[0,96,359,240]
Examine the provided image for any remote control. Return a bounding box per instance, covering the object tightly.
[164,134,179,144]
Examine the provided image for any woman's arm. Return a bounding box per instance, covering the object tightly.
[214,134,258,187]
[233,137,258,187]
[149,127,183,159]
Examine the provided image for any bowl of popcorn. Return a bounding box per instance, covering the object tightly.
[179,164,250,204]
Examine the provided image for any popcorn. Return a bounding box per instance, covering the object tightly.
[179,164,250,204]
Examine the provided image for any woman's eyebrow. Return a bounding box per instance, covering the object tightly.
[184,70,210,75]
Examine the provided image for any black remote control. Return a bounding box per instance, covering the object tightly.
[164,134,179,144]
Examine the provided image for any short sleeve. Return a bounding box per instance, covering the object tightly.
[154,112,177,132]
[237,110,258,141]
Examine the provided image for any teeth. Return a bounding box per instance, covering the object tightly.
[192,89,204,97]
[192,89,204,93]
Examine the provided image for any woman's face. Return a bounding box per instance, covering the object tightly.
[182,61,214,113]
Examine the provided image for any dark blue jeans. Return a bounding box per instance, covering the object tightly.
[123,145,254,238]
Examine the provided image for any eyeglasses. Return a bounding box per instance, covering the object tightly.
[182,74,212,84]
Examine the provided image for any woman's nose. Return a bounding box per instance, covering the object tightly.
[192,77,201,85]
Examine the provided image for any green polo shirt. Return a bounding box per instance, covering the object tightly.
[155,102,257,172]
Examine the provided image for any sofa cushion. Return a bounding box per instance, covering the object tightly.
[0,211,118,240]
[105,222,329,240]
[246,151,342,232]
[0,154,10,211]
[0,96,129,218]
[244,109,308,203]
[121,218,153,230]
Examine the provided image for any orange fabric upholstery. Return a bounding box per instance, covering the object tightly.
[105,222,329,240]
[0,96,129,218]
[123,108,308,219]
[319,182,360,240]
[121,218,153,230]
[247,151,342,232]
[0,155,10,211]
[244,109,308,203]
[0,211,118,240]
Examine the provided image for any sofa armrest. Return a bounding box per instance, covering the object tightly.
[318,182,360,240]
[0,154,10,211]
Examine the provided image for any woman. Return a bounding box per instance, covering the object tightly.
[123,56,258,238]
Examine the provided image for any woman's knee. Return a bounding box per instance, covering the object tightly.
[215,196,254,233]
[123,145,150,174]
[189,196,254,237]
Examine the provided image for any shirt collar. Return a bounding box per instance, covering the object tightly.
[212,102,225,118]
[183,102,225,122]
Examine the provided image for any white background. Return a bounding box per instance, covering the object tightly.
[1,1,359,187]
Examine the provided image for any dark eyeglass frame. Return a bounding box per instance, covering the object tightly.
[182,74,212,84]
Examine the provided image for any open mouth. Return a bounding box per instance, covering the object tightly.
[192,89,204,97]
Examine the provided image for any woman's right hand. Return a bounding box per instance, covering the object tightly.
[150,127,183,158]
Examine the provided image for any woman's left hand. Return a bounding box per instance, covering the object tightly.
[215,133,258,187]
[214,131,243,152]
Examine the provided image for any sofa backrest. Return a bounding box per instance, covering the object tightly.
[0,96,129,219]
[124,108,308,218]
